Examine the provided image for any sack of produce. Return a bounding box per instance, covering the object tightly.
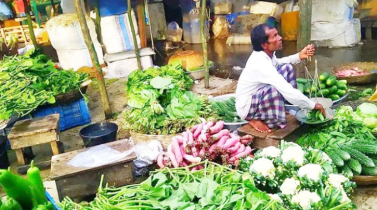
[56,46,104,71]
[101,10,141,54]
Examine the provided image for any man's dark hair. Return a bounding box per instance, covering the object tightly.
[251,23,273,51]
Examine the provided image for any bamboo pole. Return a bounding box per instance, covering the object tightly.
[297,0,312,51]
[200,0,209,88]
[94,0,102,42]
[74,0,113,119]
[22,0,38,49]
[136,0,147,48]
[127,0,142,70]
[50,0,57,15]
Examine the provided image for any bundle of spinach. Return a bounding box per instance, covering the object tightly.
[0,53,88,120]
[211,97,245,123]
[124,62,216,135]
[61,161,286,210]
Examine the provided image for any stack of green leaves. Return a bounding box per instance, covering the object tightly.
[211,97,245,123]
[60,161,286,210]
[124,62,216,135]
[0,53,88,121]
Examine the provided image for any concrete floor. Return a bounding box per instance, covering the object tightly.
[3,39,377,208]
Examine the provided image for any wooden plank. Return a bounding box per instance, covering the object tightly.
[56,161,134,201]
[267,115,300,140]
[237,124,273,139]
[9,131,58,149]
[17,160,51,174]
[8,114,59,139]
[50,141,60,156]
[50,139,136,179]
[297,0,312,51]
[253,137,280,149]
[15,149,25,165]
[136,0,147,48]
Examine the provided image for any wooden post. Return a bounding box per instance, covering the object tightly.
[50,0,57,15]
[94,0,102,42]
[297,0,312,51]
[22,0,38,49]
[74,0,113,119]
[136,0,147,48]
[127,0,142,70]
[200,0,209,88]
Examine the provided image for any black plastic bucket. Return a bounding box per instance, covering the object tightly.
[79,122,118,147]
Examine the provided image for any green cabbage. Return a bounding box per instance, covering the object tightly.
[356,103,377,118]
[363,117,377,129]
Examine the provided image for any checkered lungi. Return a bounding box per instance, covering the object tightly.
[245,64,297,129]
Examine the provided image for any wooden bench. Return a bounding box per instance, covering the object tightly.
[8,114,60,165]
[238,115,301,148]
[50,139,136,201]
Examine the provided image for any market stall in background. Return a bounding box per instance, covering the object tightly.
[0,0,376,209]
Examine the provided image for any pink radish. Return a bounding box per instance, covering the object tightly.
[191,166,198,171]
[167,146,179,168]
[206,121,215,128]
[180,145,185,157]
[187,131,194,146]
[175,136,184,144]
[190,124,200,133]
[183,154,201,163]
[193,124,203,138]
[208,153,217,161]
[199,133,208,142]
[241,139,252,145]
[209,121,224,134]
[216,136,229,150]
[229,146,252,162]
[211,130,230,141]
[172,138,183,164]
[157,153,164,168]
[191,146,198,157]
[209,142,218,154]
[199,147,206,158]
[227,142,241,153]
[231,144,245,156]
[182,161,188,167]
[222,136,240,149]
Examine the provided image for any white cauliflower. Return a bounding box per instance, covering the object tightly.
[281,146,305,166]
[328,174,348,189]
[280,178,300,195]
[292,190,321,209]
[258,146,281,158]
[250,158,275,179]
[340,189,351,203]
[298,164,323,181]
[268,194,283,203]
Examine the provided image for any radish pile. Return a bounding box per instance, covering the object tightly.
[335,67,370,77]
[156,121,254,170]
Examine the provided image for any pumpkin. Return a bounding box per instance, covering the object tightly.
[168,50,204,71]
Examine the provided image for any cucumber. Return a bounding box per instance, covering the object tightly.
[353,144,377,155]
[336,89,347,97]
[329,94,340,101]
[342,165,353,179]
[335,81,348,90]
[311,85,318,92]
[348,159,362,174]
[319,83,326,89]
[297,78,309,84]
[362,167,377,176]
[341,145,375,167]
[317,89,330,97]
[297,83,305,93]
[327,150,344,167]
[328,85,338,94]
[333,148,351,161]
[326,75,337,86]
[319,73,329,82]
[338,79,348,85]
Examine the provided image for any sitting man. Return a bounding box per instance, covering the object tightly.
[235,23,325,133]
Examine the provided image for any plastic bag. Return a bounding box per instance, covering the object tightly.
[167,22,183,42]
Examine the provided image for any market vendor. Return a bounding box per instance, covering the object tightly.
[235,23,325,133]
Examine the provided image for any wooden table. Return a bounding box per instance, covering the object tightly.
[8,114,60,165]
[238,115,301,148]
[50,139,136,201]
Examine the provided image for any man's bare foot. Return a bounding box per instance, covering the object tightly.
[249,120,271,133]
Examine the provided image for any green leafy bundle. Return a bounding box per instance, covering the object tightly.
[211,97,245,123]
[61,161,286,210]
[0,53,88,120]
[124,62,216,135]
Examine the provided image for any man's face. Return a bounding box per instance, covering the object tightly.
[262,28,283,52]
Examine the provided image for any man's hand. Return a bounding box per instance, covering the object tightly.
[299,44,315,60]
[314,103,326,116]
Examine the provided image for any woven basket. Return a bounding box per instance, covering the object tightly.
[130,131,173,150]
[333,62,377,85]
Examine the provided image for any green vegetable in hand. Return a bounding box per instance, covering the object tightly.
[306,110,325,122]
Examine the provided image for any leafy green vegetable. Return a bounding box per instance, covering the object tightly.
[60,161,286,210]
[124,63,216,135]
[363,117,377,129]
[357,103,377,118]
[306,110,325,123]
[0,52,88,120]
[211,97,245,123]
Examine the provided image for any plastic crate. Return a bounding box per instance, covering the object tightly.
[33,98,91,131]
[45,191,61,210]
